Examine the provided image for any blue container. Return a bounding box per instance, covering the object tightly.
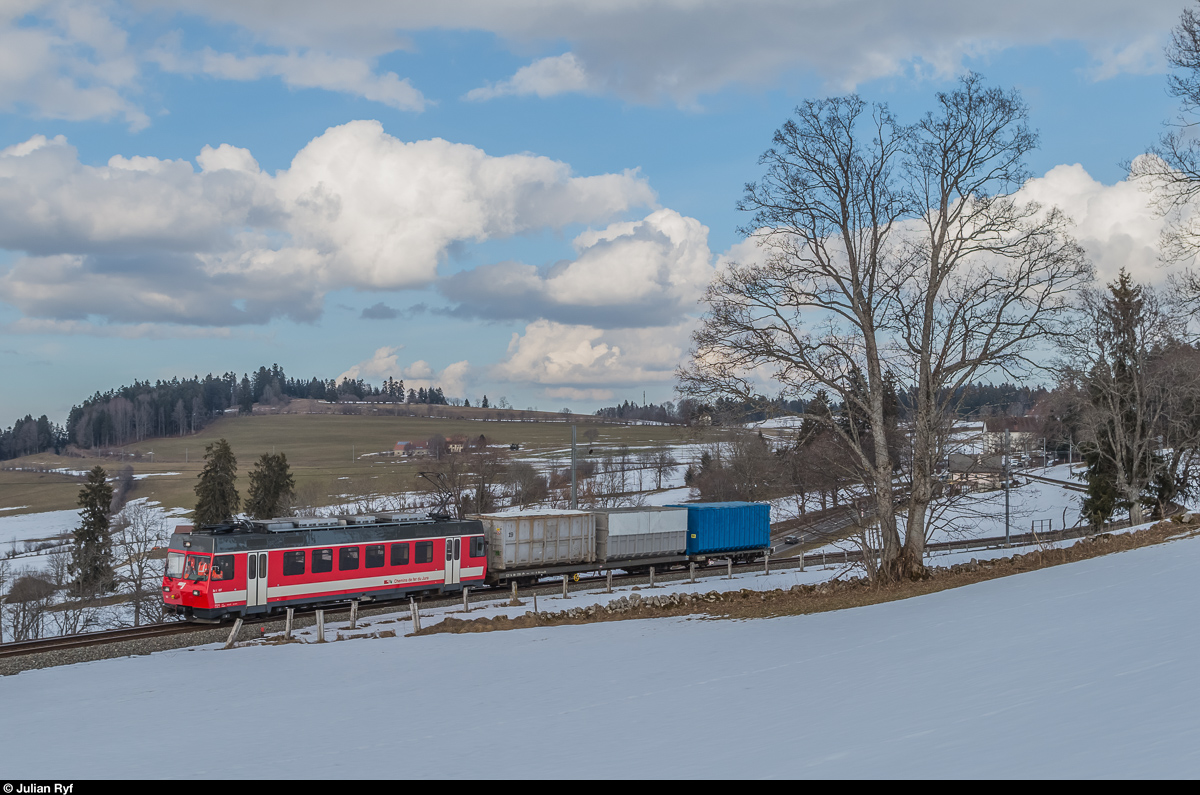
[666,502,771,556]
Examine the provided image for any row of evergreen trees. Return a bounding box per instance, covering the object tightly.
[65,440,296,598]
[194,440,296,524]
[0,363,456,461]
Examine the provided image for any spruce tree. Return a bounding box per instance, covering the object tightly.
[245,452,296,519]
[70,465,115,595]
[194,438,240,525]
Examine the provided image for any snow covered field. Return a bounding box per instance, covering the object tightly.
[3,531,1199,777]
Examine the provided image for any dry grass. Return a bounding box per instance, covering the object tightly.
[1,413,694,515]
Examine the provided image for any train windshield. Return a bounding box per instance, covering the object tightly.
[166,552,185,579]
[182,554,211,581]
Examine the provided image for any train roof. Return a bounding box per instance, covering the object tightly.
[169,513,483,554]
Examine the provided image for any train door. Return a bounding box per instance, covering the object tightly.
[444,537,461,585]
[246,551,268,610]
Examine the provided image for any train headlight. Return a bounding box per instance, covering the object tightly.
[192,590,199,596]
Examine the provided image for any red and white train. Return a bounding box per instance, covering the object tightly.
[163,513,486,621]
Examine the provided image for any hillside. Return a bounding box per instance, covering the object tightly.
[0,412,695,515]
[2,529,1198,776]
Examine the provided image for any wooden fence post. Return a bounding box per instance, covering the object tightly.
[463,586,470,613]
[649,566,655,587]
[284,608,294,640]
[350,599,358,629]
[562,576,568,598]
[315,610,325,643]
[689,562,696,583]
[223,617,243,649]
[409,598,420,632]
[764,554,770,575]
[606,570,613,593]
[727,559,733,579]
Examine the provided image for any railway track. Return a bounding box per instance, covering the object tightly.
[0,519,1141,660]
[0,621,202,660]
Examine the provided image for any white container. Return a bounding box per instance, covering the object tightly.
[595,507,687,561]
[471,510,596,571]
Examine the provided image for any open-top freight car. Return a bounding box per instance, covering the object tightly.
[163,513,485,621]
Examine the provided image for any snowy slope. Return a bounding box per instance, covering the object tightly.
[3,533,1200,777]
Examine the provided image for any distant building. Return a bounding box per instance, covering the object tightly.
[982,416,1041,455]
[394,440,429,458]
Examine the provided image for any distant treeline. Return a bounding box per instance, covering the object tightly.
[0,363,452,460]
[593,396,808,424]
[592,383,1045,426]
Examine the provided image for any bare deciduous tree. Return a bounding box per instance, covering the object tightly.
[113,501,169,627]
[895,74,1090,574]
[680,94,909,577]
[1057,272,1200,524]
[682,76,1089,582]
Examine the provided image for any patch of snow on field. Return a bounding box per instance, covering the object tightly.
[4,531,1200,776]
[132,472,181,480]
[926,477,1082,543]
[0,509,82,547]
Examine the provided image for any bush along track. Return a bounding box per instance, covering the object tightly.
[417,521,1198,636]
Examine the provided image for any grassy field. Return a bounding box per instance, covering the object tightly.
[0,414,696,516]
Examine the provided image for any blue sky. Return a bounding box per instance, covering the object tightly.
[0,1,1192,423]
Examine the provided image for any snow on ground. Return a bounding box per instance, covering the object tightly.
[1,499,189,573]
[0,508,82,547]
[926,477,1082,544]
[4,530,1199,776]
[639,486,693,506]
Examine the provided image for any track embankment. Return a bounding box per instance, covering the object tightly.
[419,520,1195,636]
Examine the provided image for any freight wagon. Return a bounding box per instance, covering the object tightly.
[668,501,772,563]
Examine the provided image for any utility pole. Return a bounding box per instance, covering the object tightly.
[1004,428,1011,547]
[570,424,578,510]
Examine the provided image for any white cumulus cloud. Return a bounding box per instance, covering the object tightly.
[465,53,592,101]
[492,319,689,390]
[440,208,712,327]
[0,122,655,326]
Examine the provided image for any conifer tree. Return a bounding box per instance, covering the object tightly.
[194,438,239,525]
[245,452,296,519]
[70,465,115,595]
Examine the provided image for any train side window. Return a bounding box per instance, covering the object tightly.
[446,540,453,561]
[365,545,385,568]
[390,543,409,566]
[470,536,485,558]
[247,553,257,580]
[313,548,333,574]
[211,555,234,581]
[339,547,360,571]
[283,550,305,576]
[415,540,433,564]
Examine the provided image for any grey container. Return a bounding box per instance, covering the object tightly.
[471,511,596,571]
[595,506,688,562]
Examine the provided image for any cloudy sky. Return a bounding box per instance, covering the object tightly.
[0,0,1192,422]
